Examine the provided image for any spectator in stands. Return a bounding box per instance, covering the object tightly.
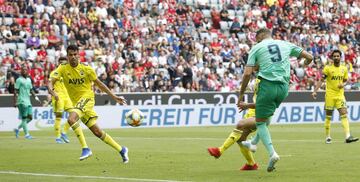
[220,7,232,21]
[0,0,358,94]
[229,17,241,35]
[0,70,5,93]
[26,46,37,62]
[26,32,40,48]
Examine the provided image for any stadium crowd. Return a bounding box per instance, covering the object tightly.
[0,0,359,94]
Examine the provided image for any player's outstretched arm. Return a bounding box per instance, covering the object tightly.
[94,78,127,105]
[47,78,59,101]
[299,50,314,66]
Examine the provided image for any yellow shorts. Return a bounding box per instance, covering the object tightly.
[244,109,256,119]
[52,96,73,113]
[325,95,346,110]
[72,97,98,128]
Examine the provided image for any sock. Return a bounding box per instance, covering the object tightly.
[340,114,351,138]
[251,132,260,145]
[17,121,23,130]
[256,121,275,157]
[250,119,270,145]
[325,115,331,138]
[63,122,70,134]
[100,131,122,152]
[21,119,29,135]
[219,129,242,154]
[54,117,61,138]
[70,121,88,148]
[238,142,255,165]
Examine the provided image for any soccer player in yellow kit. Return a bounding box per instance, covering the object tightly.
[207,79,259,170]
[48,45,129,162]
[312,50,358,144]
[49,57,71,144]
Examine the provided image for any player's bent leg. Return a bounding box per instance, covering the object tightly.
[68,111,90,160]
[208,117,256,158]
[208,128,242,159]
[237,130,258,170]
[236,118,258,170]
[207,117,256,159]
[236,118,256,132]
[219,129,242,154]
[236,118,256,141]
[88,122,129,163]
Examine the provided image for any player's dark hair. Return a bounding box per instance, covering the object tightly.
[67,44,79,52]
[331,50,342,57]
[256,28,271,38]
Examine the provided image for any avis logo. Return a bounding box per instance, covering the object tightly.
[331,76,344,81]
[69,78,85,84]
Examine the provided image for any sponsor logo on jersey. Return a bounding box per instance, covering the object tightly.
[69,78,85,84]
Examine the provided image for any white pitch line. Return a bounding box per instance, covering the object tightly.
[0,136,335,143]
[0,171,190,182]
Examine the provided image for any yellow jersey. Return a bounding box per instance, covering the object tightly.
[51,63,97,103]
[323,64,348,97]
[49,70,70,99]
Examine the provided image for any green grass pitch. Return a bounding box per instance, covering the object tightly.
[0,123,359,182]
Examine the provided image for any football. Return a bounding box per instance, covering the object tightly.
[125,108,144,127]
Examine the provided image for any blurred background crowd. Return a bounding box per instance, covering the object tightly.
[0,0,359,94]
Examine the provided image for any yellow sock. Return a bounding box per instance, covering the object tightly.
[54,117,61,138]
[239,144,255,165]
[63,122,70,134]
[101,131,122,152]
[219,129,242,154]
[70,121,88,148]
[325,115,331,137]
[340,114,351,138]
